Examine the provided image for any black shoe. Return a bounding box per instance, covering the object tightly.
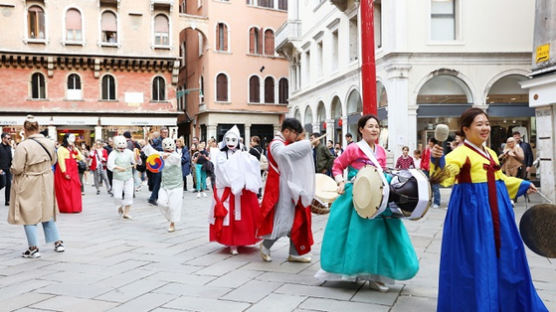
[22,247,40,258]
[54,241,65,253]
[5,202,9,206]
[148,199,158,206]
[96,190,100,195]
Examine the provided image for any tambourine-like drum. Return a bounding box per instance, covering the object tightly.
[352,166,386,219]
[388,169,432,220]
[519,203,556,258]
[311,173,339,215]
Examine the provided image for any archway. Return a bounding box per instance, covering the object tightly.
[416,73,473,150]
[486,74,534,154]
[346,89,362,140]
[303,105,313,134]
[331,96,342,144]
[316,101,326,134]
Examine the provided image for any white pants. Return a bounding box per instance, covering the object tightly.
[113,178,134,206]
[158,187,183,222]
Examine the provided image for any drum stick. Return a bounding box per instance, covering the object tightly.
[537,191,554,204]
[315,134,327,141]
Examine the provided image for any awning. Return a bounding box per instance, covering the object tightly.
[100,116,176,126]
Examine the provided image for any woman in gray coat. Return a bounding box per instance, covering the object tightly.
[8,115,64,258]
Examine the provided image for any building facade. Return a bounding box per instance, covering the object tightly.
[277,0,536,166]
[0,0,207,144]
[177,0,289,146]
[521,0,556,202]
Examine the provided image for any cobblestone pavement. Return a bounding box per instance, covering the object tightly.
[0,184,554,312]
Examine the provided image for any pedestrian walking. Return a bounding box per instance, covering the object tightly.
[107,136,135,219]
[192,142,209,198]
[8,115,64,258]
[430,108,546,311]
[0,132,13,206]
[177,138,191,191]
[54,133,83,213]
[316,115,419,292]
[89,140,112,195]
[395,146,415,169]
[143,138,183,232]
[258,118,315,263]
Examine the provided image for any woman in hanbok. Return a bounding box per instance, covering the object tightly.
[209,126,261,255]
[317,115,419,292]
[430,108,546,311]
[54,133,83,213]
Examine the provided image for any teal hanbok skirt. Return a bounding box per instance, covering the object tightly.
[320,167,419,281]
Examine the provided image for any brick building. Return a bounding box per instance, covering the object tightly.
[0,0,206,144]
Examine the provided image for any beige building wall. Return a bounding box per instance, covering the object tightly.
[179,0,289,144]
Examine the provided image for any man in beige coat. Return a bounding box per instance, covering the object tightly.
[8,115,64,258]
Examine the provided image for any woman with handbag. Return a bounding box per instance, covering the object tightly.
[54,133,84,213]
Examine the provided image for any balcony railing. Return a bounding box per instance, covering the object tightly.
[275,19,301,53]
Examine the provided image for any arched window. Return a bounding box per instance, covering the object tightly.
[65,9,82,41]
[67,74,82,100]
[264,29,274,55]
[152,76,166,101]
[101,11,117,43]
[216,73,228,101]
[30,73,46,99]
[154,14,169,46]
[216,23,228,51]
[264,77,274,103]
[249,76,260,103]
[101,75,116,100]
[249,27,261,54]
[27,6,45,39]
[279,78,288,104]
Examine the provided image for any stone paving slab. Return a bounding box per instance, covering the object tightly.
[0,185,553,311]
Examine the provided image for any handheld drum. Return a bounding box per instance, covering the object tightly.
[146,154,165,173]
[352,166,387,219]
[388,169,432,220]
[311,173,339,214]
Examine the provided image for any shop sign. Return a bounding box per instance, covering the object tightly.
[536,43,550,64]
[100,116,176,126]
[0,116,51,125]
[52,116,98,125]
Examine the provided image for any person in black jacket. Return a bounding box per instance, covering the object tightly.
[0,133,13,206]
[513,131,534,179]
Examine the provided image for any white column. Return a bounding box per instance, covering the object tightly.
[326,118,334,142]
[535,106,556,203]
[48,126,57,141]
[341,116,348,148]
[207,125,217,141]
[94,126,102,142]
[385,64,411,161]
[169,127,178,139]
[244,123,251,146]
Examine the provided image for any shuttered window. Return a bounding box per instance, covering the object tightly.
[101,11,117,43]
[216,23,228,51]
[28,6,45,39]
[152,77,166,101]
[31,73,46,99]
[279,78,288,104]
[154,14,169,46]
[102,75,116,100]
[66,9,82,41]
[264,77,274,103]
[249,76,260,103]
[216,74,228,101]
[264,29,274,55]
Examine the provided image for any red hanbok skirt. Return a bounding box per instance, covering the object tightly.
[210,190,260,246]
[54,158,82,213]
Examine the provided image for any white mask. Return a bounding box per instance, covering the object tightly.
[68,134,76,145]
[223,126,240,150]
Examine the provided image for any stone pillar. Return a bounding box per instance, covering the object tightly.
[341,116,348,148]
[326,119,334,142]
[169,126,178,139]
[48,126,57,141]
[93,126,102,142]
[535,106,556,203]
[244,123,251,147]
[207,125,217,141]
[385,64,411,160]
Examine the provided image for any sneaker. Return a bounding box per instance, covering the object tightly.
[287,254,312,263]
[230,246,238,255]
[432,204,440,209]
[196,192,201,199]
[369,281,389,292]
[22,247,40,258]
[123,214,133,220]
[202,192,208,198]
[148,199,158,206]
[259,243,272,262]
[54,241,65,253]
